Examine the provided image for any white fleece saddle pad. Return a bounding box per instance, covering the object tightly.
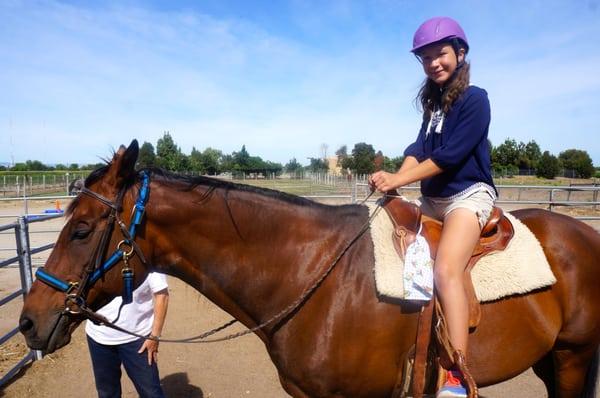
[368,204,557,302]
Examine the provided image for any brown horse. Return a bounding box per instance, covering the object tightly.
[19,141,600,397]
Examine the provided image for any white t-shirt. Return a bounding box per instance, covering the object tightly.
[85,272,168,345]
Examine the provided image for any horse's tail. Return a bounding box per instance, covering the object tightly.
[582,347,599,398]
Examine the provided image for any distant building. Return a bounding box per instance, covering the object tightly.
[326,156,342,175]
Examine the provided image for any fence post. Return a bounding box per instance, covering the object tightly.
[23,180,28,215]
[15,216,42,360]
[549,189,554,212]
[351,178,357,203]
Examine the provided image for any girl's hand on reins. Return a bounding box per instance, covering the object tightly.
[369,171,401,193]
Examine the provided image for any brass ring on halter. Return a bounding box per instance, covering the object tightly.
[64,294,84,315]
[117,240,135,257]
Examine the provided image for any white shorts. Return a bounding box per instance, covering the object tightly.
[417,188,495,230]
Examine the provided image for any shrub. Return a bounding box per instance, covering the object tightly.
[536,151,561,179]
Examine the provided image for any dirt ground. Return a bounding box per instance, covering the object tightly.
[0,192,598,397]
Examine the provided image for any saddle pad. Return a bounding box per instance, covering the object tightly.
[368,204,557,302]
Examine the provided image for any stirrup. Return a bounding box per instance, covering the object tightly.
[450,350,478,398]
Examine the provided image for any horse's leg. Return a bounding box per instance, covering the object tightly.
[532,352,555,397]
[553,346,598,398]
[582,348,599,398]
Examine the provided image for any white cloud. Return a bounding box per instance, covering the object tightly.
[0,0,598,167]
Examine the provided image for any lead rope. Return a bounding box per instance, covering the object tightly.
[84,188,382,344]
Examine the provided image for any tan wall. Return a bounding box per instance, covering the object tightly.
[326,156,342,175]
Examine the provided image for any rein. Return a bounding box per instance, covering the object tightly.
[36,175,381,344]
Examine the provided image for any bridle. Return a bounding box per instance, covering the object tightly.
[35,171,150,316]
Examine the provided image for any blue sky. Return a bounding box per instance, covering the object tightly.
[1,0,599,167]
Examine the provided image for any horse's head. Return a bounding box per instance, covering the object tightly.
[19,140,150,353]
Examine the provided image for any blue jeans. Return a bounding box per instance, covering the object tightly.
[87,336,165,398]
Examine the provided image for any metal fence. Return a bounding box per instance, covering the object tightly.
[0,173,87,198]
[353,183,600,222]
[0,213,62,388]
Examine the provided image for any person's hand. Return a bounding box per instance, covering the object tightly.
[369,171,400,193]
[138,337,159,365]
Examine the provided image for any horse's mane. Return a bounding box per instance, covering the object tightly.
[142,167,339,210]
[67,158,362,216]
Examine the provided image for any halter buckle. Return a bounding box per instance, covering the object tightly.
[66,281,79,295]
[64,293,85,315]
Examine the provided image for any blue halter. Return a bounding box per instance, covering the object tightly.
[35,171,150,308]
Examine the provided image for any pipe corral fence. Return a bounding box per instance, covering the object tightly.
[0,213,63,387]
[1,179,599,386]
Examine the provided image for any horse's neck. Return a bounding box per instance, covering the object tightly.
[145,183,359,332]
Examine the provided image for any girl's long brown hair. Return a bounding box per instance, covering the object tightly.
[416,58,470,118]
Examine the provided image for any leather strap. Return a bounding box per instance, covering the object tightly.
[410,297,435,398]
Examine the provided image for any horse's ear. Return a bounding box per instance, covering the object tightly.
[121,139,139,176]
[109,140,139,188]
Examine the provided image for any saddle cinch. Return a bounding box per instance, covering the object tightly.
[381,194,514,398]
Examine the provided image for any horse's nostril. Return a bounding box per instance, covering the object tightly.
[19,316,34,334]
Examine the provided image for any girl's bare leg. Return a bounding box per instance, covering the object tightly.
[434,208,481,353]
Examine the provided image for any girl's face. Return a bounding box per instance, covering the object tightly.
[418,43,465,86]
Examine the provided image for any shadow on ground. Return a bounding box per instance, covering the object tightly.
[162,372,203,398]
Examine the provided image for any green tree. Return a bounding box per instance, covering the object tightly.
[191,148,223,175]
[263,161,283,176]
[81,162,105,170]
[11,163,27,171]
[308,157,329,173]
[536,151,561,179]
[524,140,541,169]
[492,138,519,167]
[232,145,251,174]
[383,156,404,172]
[201,148,223,175]
[558,149,595,178]
[284,158,303,176]
[25,160,47,171]
[189,147,204,173]
[350,142,376,175]
[68,163,79,170]
[156,132,187,171]
[138,142,156,168]
[220,154,235,172]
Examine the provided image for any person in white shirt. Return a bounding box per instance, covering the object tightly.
[86,272,169,398]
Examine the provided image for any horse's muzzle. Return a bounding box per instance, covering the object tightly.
[19,311,72,353]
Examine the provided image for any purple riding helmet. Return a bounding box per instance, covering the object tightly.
[411,16,469,54]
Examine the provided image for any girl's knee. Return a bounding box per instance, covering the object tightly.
[434,263,465,291]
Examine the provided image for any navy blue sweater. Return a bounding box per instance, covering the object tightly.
[404,85,496,198]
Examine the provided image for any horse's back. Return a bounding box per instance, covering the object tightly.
[514,208,600,342]
[512,208,600,291]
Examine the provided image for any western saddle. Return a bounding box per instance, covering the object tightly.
[381,193,514,398]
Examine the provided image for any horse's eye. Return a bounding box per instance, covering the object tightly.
[71,228,91,240]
